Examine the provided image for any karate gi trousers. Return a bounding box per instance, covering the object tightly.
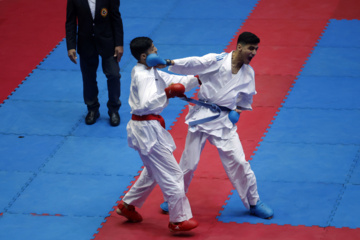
[122,143,193,223]
[179,129,259,209]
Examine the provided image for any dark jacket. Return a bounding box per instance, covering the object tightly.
[65,0,124,57]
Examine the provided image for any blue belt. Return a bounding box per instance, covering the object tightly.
[180,96,238,126]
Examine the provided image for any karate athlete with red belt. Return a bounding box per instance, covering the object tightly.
[161,32,274,219]
[116,37,199,232]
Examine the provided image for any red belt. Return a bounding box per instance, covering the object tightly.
[131,114,165,128]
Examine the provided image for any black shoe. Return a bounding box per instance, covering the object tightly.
[109,111,120,126]
[85,110,100,125]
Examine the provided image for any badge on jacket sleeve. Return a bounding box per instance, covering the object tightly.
[100,8,108,18]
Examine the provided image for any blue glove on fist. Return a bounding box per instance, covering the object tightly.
[146,53,171,67]
[228,110,240,124]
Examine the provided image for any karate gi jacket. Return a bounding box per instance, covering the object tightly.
[127,63,198,155]
[169,52,256,138]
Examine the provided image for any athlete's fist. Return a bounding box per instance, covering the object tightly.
[165,83,185,98]
[146,54,172,67]
[146,53,166,67]
[228,110,240,124]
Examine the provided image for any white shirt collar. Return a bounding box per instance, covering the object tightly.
[88,0,96,19]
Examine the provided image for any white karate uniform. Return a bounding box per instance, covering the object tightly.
[169,52,260,209]
[122,63,198,222]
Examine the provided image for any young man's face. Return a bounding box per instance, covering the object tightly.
[146,43,158,55]
[238,43,259,64]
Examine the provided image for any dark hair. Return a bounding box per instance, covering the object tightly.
[237,32,260,45]
[130,37,153,61]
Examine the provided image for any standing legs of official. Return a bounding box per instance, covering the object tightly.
[80,53,121,126]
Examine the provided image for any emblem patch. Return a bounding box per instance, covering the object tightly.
[100,8,108,18]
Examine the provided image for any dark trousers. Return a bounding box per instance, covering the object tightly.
[79,53,121,113]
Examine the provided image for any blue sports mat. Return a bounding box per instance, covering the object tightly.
[0,171,34,212]
[0,214,105,240]
[332,185,360,229]
[263,108,360,145]
[250,142,359,184]
[8,68,84,102]
[316,19,360,47]
[301,47,360,77]
[0,100,84,136]
[0,134,64,172]
[284,76,360,109]
[41,136,143,175]
[218,19,360,228]
[219,182,343,227]
[8,172,132,216]
[151,19,246,45]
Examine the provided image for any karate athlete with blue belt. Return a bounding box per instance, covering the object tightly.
[154,32,274,219]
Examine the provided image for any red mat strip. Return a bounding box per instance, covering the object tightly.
[0,0,66,104]
[331,0,360,19]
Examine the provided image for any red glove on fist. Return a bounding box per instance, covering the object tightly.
[165,83,185,98]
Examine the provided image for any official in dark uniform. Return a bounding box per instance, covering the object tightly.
[66,0,124,126]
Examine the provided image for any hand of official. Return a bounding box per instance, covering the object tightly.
[114,46,124,62]
[68,49,77,64]
[165,83,185,98]
[146,53,172,67]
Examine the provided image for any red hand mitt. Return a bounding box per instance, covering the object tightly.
[165,83,185,98]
